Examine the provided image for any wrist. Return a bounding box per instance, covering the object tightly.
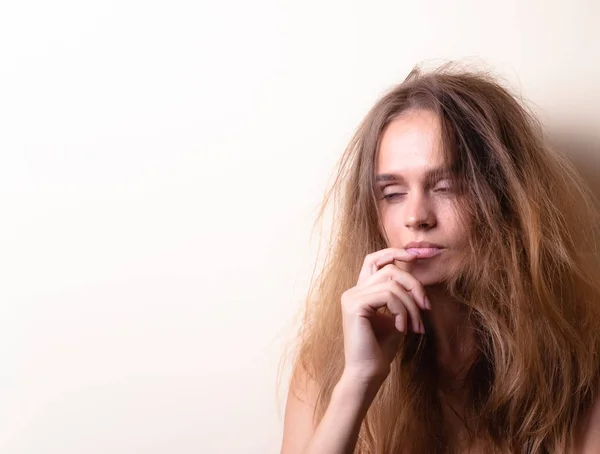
[336,368,387,406]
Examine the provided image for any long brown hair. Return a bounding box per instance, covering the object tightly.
[288,62,600,453]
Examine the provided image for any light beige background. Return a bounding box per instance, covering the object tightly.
[1,0,599,453]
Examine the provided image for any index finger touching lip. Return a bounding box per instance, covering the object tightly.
[375,248,420,267]
[358,248,419,282]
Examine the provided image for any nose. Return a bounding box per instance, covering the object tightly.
[404,191,436,230]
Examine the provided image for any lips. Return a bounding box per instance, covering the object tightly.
[404,241,444,259]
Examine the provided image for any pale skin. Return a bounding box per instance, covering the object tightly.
[280,109,600,453]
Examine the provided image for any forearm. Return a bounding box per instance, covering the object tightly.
[303,373,382,454]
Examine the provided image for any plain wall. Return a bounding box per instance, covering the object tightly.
[1,0,599,452]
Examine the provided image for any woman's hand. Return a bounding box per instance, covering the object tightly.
[340,248,430,386]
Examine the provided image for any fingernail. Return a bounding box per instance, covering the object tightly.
[407,249,420,256]
[425,297,431,310]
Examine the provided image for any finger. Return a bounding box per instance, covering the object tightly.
[395,311,407,333]
[358,263,429,311]
[366,290,408,333]
[374,248,420,267]
[357,248,419,285]
[383,281,423,334]
[388,282,423,333]
[355,283,423,333]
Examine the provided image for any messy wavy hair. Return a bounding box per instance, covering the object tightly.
[289,63,600,453]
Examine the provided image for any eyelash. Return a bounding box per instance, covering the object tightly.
[382,192,405,201]
[381,186,451,201]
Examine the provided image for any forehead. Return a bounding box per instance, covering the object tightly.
[375,109,444,174]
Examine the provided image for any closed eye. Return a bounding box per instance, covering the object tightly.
[382,192,406,201]
[433,180,453,193]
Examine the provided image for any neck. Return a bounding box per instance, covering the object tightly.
[424,284,478,387]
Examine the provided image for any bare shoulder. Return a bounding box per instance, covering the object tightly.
[280,364,320,454]
[574,381,600,453]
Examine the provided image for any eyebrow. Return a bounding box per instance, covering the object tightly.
[375,166,451,185]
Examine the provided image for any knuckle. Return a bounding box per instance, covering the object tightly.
[411,276,424,290]
[387,279,402,292]
[389,267,410,283]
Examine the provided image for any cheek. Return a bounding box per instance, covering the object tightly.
[438,207,467,244]
[446,217,469,247]
[380,215,404,246]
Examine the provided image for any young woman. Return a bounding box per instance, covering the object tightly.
[280,64,600,453]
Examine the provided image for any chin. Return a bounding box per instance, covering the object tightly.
[404,262,448,287]
[412,272,445,287]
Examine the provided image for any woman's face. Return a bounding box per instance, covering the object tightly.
[374,109,468,287]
